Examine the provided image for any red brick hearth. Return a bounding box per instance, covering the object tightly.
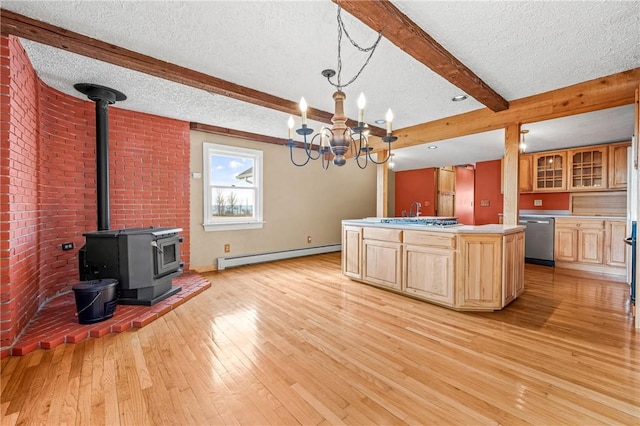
[4,272,210,358]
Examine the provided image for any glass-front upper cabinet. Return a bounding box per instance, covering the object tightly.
[568,146,607,191]
[533,152,567,191]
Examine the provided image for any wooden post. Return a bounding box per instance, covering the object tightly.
[377,150,389,218]
[503,124,520,225]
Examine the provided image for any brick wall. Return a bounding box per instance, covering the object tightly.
[1,36,41,348]
[37,82,95,302]
[0,36,190,350]
[0,35,10,351]
[109,108,191,243]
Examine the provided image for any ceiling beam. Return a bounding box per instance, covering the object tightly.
[0,8,387,137]
[190,122,317,150]
[367,68,640,151]
[335,0,509,112]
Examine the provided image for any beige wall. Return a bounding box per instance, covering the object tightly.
[190,130,377,269]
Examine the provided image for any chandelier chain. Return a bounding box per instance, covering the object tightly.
[327,6,382,91]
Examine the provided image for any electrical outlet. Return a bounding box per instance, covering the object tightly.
[224,244,230,253]
[534,199,543,206]
[307,236,312,244]
[61,242,74,251]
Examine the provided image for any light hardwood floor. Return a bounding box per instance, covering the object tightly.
[2,253,639,425]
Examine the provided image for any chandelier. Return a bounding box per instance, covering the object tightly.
[286,5,397,169]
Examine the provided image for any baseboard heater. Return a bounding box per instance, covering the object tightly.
[216,244,342,270]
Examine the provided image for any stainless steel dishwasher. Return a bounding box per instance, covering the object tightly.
[518,216,555,266]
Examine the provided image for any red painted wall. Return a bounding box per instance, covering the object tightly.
[394,168,436,216]
[474,160,571,224]
[474,160,504,224]
[520,192,570,210]
[396,160,574,228]
[0,36,191,351]
[455,166,475,224]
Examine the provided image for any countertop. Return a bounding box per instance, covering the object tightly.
[524,215,627,220]
[501,210,626,220]
[343,219,525,235]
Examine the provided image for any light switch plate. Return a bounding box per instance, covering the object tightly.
[192,172,202,179]
[480,200,490,207]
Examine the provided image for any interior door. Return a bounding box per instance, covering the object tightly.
[436,166,456,217]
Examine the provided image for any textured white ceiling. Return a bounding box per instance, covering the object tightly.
[393,0,640,100]
[3,0,639,171]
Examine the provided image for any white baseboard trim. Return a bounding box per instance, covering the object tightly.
[216,244,342,270]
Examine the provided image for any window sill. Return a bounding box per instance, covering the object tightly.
[203,221,265,232]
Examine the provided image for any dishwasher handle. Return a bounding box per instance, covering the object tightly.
[519,220,552,224]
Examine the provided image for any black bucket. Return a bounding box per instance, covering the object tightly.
[72,279,118,324]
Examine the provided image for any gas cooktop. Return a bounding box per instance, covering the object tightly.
[380,218,460,227]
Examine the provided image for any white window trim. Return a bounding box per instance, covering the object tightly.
[202,142,264,232]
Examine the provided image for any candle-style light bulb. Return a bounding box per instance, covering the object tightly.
[357,93,366,124]
[299,97,308,125]
[287,115,294,139]
[385,109,394,134]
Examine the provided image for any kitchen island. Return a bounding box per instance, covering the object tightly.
[342,218,526,311]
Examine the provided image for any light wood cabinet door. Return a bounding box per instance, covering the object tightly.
[533,152,567,191]
[503,232,525,305]
[437,166,456,217]
[605,220,627,267]
[554,219,625,275]
[608,142,630,189]
[554,226,578,262]
[502,154,534,194]
[457,235,502,309]
[568,146,607,191]
[577,228,604,264]
[502,142,628,194]
[555,219,604,264]
[342,226,362,279]
[362,239,402,290]
[519,154,534,193]
[403,244,455,306]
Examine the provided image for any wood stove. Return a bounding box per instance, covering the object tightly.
[74,83,183,305]
[79,227,183,305]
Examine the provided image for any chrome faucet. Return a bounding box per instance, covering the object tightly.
[409,202,422,217]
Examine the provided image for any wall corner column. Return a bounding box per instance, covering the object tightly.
[376,150,389,217]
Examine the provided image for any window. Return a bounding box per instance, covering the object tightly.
[203,143,263,231]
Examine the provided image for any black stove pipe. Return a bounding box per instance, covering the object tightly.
[95,98,111,231]
[74,84,126,231]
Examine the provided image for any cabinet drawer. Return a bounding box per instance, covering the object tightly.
[555,219,604,229]
[363,227,402,242]
[404,231,456,249]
